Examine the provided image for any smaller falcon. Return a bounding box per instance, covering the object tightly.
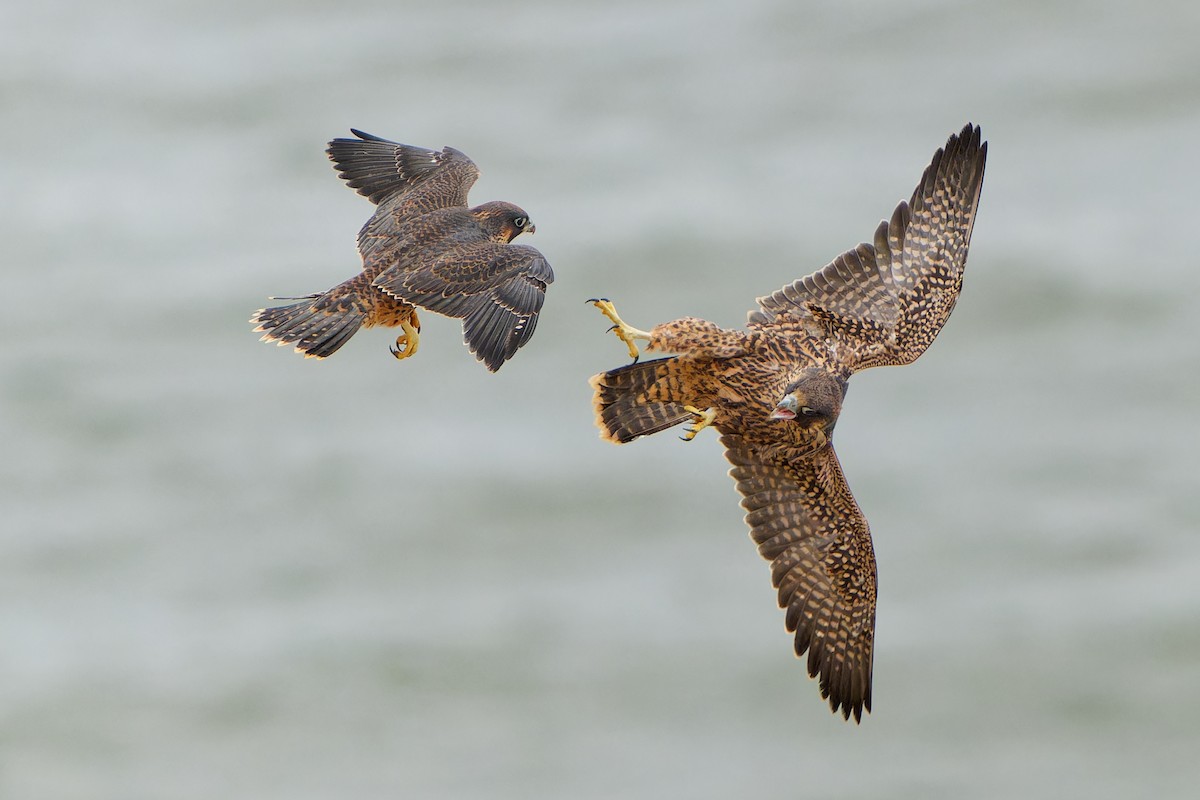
[588,124,987,722]
[252,130,553,371]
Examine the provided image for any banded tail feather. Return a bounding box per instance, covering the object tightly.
[251,294,365,359]
[589,357,693,443]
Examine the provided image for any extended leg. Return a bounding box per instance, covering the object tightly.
[389,318,421,360]
[589,298,653,362]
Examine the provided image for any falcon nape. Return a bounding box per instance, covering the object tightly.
[252,129,553,372]
[588,124,987,722]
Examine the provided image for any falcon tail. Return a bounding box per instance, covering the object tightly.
[251,294,364,359]
[589,358,694,444]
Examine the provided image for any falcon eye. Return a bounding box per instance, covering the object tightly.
[800,406,818,416]
[513,216,528,228]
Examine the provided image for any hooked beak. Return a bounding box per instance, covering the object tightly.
[770,394,799,421]
[525,223,536,235]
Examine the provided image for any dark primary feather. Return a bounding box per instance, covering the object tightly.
[461,300,514,371]
[326,129,480,208]
[461,277,551,371]
[751,123,987,372]
[460,289,541,371]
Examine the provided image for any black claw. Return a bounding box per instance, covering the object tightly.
[606,324,618,333]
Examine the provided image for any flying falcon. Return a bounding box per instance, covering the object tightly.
[252,130,554,371]
[588,124,987,721]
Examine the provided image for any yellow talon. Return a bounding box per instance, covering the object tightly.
[590,298,653,362]
[389,319,421,360]
[680,405,716,441]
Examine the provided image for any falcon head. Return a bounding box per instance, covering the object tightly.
[472,200,536,243]
[770,368,847,440]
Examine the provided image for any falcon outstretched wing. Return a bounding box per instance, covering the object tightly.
[326,129,480,209]
[722,433,877,722]
[750,123,987,372]
[375,244,554,372]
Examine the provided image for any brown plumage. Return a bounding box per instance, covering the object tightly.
[251,129,553,371]
[589,124,987,721]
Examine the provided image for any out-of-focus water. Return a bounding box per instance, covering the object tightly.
[2,0,1198,797]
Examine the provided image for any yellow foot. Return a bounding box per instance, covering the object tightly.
[679,405,716,441]
[389,320,421,360]
[588,298,653,362]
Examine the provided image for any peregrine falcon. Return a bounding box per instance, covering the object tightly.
[252,129,554,371]
[588,124,987,721]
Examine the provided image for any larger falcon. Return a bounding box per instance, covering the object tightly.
[588,124,987,721]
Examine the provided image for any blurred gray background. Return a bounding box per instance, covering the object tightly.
[2,0,1198,797]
